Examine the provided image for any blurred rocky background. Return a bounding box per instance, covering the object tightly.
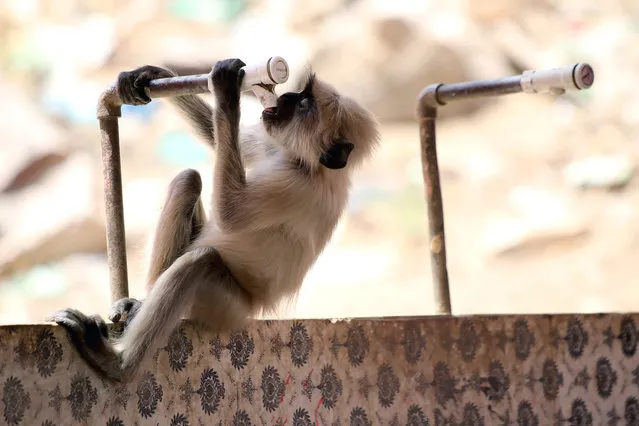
[0,0,637,324]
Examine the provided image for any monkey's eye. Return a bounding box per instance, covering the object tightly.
[297,97,310,112]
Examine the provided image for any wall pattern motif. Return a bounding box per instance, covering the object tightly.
[0,314,638,425]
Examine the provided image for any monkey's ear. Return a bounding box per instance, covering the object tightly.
[319,139,355,170]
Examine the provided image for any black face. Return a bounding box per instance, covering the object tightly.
[319,139,355,170]
[262,74,315,128]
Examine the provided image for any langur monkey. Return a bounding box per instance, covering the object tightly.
[48,58,380,382]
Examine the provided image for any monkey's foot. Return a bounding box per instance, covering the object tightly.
[47,308,125,382]
[109,297,143,329]
[117,65,174,106]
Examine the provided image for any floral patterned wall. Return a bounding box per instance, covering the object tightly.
[0,314,638,425]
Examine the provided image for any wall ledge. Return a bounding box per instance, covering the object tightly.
[0,312,637,424]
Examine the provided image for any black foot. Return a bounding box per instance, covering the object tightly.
[109,297,143,329]
[117,65,174,106]
[47,308,123,382]
[47,308,108,345]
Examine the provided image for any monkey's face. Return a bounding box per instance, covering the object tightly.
[261,74,317,133]
[261,73,380,170]
[261,74,335,167]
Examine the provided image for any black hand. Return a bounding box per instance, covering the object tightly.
[210,58,246,109]
[117,65,174,106]
[109,297,143,329]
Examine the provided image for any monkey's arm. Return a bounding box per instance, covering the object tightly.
[171,95,265,167]
[118,65,263,166]
[209,59,306,232]
[118,65,215,146]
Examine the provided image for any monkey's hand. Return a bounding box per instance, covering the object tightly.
[47,308,125,382]
[109,297,143,330]
[210,58,246,109]
[117,65,174,106]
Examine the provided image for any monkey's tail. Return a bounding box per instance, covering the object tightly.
[115,247,219,373]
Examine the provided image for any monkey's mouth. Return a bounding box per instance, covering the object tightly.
[262,107,278,119]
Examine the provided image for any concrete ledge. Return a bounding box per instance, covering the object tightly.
[0,313,637,424]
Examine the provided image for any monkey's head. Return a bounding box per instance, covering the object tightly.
[261,72,379,171]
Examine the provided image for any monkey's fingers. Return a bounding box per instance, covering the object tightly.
[47,309,105,352]
[211,58,247,94]
[117,71,147,105]
[89,314,110,339]
[117,65,173,106]
[46,308,89,336]
[133,68,173,103]
[108,297,142,323]
[48,309,125,382]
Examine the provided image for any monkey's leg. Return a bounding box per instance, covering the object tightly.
[146,168,205,288]
[109,169,206,327]
[49,247,250,382]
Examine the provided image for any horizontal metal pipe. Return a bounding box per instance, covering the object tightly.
[143,56,290,100]
[145,74,210,99]
[436,76,522,104]
[420,63,595,108]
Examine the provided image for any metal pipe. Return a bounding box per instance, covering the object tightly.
[417,104,452,315]
[96,86,128,304]
[144,56,289,99]
[424,63,595,107]
[416,62,595,316]
[433,76,522,105]
[146,74,210,98]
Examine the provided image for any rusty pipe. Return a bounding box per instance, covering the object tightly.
[417,104,452,315]
[421,62,594,107]
[416,63,595,316]
[96,86,128,304]
[146,74,210,98]
[145,55,289,100]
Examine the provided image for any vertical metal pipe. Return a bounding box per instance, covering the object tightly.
[99,117,129,302]
[97,87,128,304]
[417,86,452,315]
